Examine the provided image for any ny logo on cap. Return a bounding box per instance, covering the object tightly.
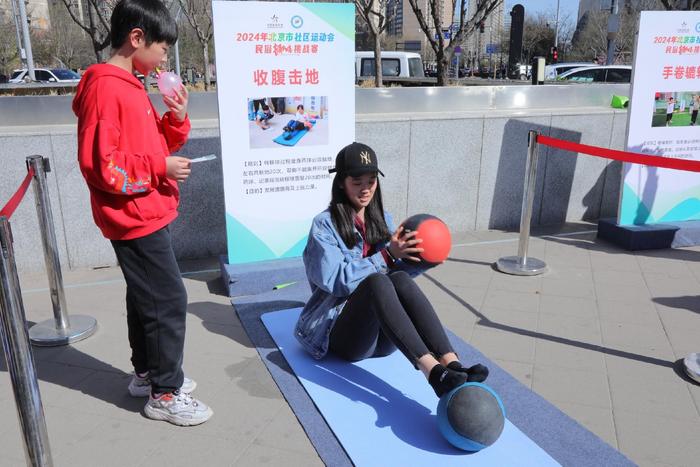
[360,150,372,165]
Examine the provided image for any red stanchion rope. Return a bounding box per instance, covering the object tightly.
[0,167,35,220]
[536,135,700,173]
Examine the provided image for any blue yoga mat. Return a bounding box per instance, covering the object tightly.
[261,307,560,467]
[273,121,316,146]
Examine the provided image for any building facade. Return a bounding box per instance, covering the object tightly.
[386,0,453,57]
[0,0,51,30]
[462,1,505,67]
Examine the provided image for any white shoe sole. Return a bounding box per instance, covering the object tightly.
[144,404,213,426]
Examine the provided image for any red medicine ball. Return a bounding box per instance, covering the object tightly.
[401,214,452,266]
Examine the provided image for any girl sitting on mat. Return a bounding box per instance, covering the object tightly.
[282,104,313,139]
[294,142,489,398]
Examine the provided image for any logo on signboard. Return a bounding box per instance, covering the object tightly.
[677,21,690,33]
[266,14,283,29]
[291,15,303,29]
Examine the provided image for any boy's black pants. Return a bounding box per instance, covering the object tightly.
[111,226,186,393]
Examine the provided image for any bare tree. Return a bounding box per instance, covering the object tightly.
[33,3,93,69]
[571,0,662,64]
[659,0,700,9]
[59,0,116,63]
[521,13,554,65]
[406,0,502,86]
[177,0,213,90]
[355,0,397,87]
[0,23,19,77]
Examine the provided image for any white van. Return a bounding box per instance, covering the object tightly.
[355,51,425,78]
[544,62,596,81]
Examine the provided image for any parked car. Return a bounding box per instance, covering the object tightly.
[9,68,81,84]
[355,51,425,79]
[511,64,531,80]
[557,65,632,83]
[544,62,596,81]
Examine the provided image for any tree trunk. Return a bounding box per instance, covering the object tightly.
[436,52,449,86]
[96,44,106,63]
[92,40,102,63]
[203,40,210,91]
[373,32,383,87]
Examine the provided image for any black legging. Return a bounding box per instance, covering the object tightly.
[329,271,454,365]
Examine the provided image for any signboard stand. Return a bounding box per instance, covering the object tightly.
[598,11,700,250]
[212,1,355,292]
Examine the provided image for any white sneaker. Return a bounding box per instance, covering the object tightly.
[128,373,197,397]
[144,390,213,426]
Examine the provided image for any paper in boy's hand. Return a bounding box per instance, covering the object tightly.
[190,154,217,164]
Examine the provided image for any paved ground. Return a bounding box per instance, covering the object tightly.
[2,223,700,466]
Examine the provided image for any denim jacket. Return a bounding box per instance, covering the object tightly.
[294,209,421,359]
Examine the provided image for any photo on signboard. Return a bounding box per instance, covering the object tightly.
[651,91,700,127]
[247,96,329,149]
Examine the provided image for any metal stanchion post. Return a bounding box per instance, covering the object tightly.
[496,131,548,276]
[25,156,97,346]
[0,216,53,466]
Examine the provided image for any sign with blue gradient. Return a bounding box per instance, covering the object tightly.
[621,11,700,225]
[212,2,355,264]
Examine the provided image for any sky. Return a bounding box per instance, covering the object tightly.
[504,0,581,22]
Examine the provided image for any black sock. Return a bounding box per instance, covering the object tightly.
[428,364,468,397]
[447,361,489,383]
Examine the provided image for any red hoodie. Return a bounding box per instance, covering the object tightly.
[72,63,190,240]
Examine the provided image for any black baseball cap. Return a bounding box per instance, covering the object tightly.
[328,142,384,177]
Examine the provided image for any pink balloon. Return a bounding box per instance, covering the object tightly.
[157,71,182,97]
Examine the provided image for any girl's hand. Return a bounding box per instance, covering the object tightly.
[388,226,423,262]
[163,85,189,122]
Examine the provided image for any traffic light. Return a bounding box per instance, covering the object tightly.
[479,22,485,33]
[552,46,558,63]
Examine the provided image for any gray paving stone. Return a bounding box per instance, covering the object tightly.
[492,359,534,389]
[538,294,598,317]
[479,307,539,331]
[541,277,596,298]
[595,281,653,306]
[4,237,700,466]
[614,409,700,467]
[534,338,607,374]
[544,252,592,269]
[252,403,319,456]
[482,290,540,313]
[601,321,673,350]
[553,401,618,449]
[589,252,640,272]
[532,365,612,408]
[139,433,249,467]
[488,273,543,294]
[234,443,323,467]
[643,272,700,297]
[609,371,698,422]
[55,417,173,467]
[470,326,536,364]
[597,299,662,326]
[537,312,602,344]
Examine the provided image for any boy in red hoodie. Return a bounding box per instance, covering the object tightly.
[73,0,212,426]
